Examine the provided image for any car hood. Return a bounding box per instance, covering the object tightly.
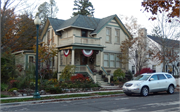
[125,80,145,84]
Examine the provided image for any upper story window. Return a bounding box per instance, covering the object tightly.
[47,30,50,45]
[81,29,88,37]
[106,27,111,43]
[115,29,120,43]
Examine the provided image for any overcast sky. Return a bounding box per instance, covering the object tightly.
[37,0,155,34]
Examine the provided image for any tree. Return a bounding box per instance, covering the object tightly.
[141,0,180,22]
[36,0,59,27]
[119,15,142,37]
[150,12,180,73]
[72,0,95,16]
[1,9,36,52]
[33,42,58,80]
[120,35,159,75]
[1,0,38,52]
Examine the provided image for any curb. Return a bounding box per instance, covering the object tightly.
[1,90,123,106]
[1,94,124,106]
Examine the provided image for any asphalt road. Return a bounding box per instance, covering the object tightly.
[1,92,180,112]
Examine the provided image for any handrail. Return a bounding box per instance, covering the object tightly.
[101,66,108,76]
[75,35,102,40]
[86,65,93,74]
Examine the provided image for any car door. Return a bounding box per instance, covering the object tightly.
[148,74,159,92]
[157,74,168,91]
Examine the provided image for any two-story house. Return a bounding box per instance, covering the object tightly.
[40,14,132,85]
[129,28,180,76]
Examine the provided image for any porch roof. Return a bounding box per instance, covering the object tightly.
[57,44,105,51]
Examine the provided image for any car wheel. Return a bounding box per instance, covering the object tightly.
[141,87,149,96]
[124,93,132,96]
[167,85,174,94]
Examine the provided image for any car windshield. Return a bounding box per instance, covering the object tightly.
[134,75,151,80]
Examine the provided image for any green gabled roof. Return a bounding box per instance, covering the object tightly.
[47,14,132,39]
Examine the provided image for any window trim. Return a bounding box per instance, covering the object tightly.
[103,53,121,68]
[115,29,120,44]
[106,27,111,43]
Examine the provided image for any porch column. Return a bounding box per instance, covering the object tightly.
[71,49,75,65]
[100,51,103,67]
[57,50,61,81]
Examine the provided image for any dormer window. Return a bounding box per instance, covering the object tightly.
[81,29,88,37]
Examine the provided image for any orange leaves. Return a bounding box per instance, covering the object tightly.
[142,0,179,21]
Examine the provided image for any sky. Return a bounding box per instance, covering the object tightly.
[37,0,155,34]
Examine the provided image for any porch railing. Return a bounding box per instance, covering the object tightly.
[59,35,102,46]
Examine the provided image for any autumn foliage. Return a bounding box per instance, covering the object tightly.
[71,74,90,82]
[135,68,153,77]
[142,0,179,21]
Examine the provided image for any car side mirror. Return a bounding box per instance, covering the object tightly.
[149,78,154,81]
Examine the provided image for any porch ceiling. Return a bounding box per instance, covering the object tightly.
[57,44,105,51]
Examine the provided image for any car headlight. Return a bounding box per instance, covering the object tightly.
[134,83,141,87]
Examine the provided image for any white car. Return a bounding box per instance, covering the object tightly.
[122,72,177,96]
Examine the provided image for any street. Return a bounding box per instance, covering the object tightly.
[1,92,180,112]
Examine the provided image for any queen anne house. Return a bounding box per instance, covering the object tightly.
[40,14,132,86]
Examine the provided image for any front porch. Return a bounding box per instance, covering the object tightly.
[57,37,111,85]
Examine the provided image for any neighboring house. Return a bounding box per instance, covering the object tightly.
[12,50,35,75]
[129,28,180,76]
[40,14,132,85]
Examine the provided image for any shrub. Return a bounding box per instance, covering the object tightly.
[135,68,153,77]
[60,65,75,81]
[125,70,133,81]
[8,88,18,92]
[9,79,19,88]
[71,74,89,82]
[45,86,62,94]
[1,83,8,91]
[113,68,125,83]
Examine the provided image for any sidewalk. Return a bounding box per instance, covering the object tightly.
[0,89,123,106]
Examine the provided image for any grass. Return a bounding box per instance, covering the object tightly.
[1,94,10,98]
[1,92,123,103]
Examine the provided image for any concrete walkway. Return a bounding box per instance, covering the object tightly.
[0,89,123,106]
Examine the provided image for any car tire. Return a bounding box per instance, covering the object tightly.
[124,93,132,96]
[141,87,149,96]
[167,85,174,94]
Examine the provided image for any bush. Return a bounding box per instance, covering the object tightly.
[71,74,89,82]
[8,88,18,92]
[45,86,62,94]
[113,68,125,83]
[9,79,19,88]
[60,65,75,81]
[135,68,153,77]
[1,83,8,91]
[125,70,133,81]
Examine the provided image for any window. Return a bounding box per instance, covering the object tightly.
[104,53,109,67]
[47,31,50,45]
[29,56,34,63]
[165,74,172,79]
[152,65,156,72]
[116,55,121,68]
[81,30,88,37]
[106,28,111,42]
[110,54,115,67]
[157,74,166,80]
[115,29,120,43]
[104,53,120,68]
[52,30,54,43]
[132,66,135,74]
[150,75,158,81]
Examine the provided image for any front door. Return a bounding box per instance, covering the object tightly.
[80,53,88,65]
